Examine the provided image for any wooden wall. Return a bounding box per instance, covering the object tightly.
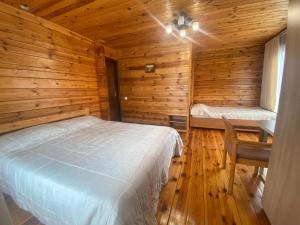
[192,45,264,107]
[0,2,105,125]
[118,42,192,125]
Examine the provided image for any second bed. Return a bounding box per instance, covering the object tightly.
[190,104,276,129]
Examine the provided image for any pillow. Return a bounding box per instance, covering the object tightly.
[191,104,209,116]
[0,136,24,155]
[0,124,68,153]
[52,116,100,132]
[0,116,100,154]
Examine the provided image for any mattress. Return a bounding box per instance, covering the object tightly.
[191,104,276,120]
[0,116,183,225]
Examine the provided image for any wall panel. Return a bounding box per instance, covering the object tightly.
[118,42,192,125]
[0,2,104,125]
[192,45,264,106]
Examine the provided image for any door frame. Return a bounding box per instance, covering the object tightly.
[104,57,122,121]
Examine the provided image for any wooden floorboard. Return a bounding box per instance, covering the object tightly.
[5,129,270,225]
[158,129,270,225]
[185,131,205,225]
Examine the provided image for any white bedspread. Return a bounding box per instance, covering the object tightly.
[191,104,276,120]
[0,116,183,225]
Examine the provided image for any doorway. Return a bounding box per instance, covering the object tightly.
[105,57,121,121]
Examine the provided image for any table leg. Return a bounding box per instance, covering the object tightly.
[258,167,265,177]
[259,130,269,142]
[258,131,269,178]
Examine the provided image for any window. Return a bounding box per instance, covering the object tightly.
[275,32,286,112]
[260,31,286,112]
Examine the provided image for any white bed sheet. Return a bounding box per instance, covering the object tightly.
[0,116,183,225]
[191,104,276,120]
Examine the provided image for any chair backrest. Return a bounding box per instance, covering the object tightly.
[222,116,238,154]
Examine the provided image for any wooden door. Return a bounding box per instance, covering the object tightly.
[105,58,121,121]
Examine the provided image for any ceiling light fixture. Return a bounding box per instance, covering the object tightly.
[178,15,185,26]
[192,21,199,31]
[180,29,186,37]
[165,12,199,37]
[165,24,172,34]
[20,3,30,11]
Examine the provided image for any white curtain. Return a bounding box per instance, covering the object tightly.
[260,36,280,112]
[275,34,286,111]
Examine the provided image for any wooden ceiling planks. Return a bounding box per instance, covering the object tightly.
[0,0,288,49]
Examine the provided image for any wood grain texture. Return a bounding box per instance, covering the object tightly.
[0,2,105,125]
[159,129,270,225]
[263,0,300,224]
[190,117,260,130]
[118,42,192,125]
[6,129,270,225]
[94,43,120,120]
[192,45,264,106]
[0,0,288,50]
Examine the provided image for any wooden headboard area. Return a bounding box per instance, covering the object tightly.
[0,108,90,134]
[0,3,108,132]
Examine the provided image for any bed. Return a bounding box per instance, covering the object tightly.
[0,111,183,225]
[190,104,276,129]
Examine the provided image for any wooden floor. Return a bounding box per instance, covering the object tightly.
[6,129,270,225]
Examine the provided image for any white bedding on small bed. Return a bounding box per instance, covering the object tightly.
[191,104,276,120]
[0,116,183,225]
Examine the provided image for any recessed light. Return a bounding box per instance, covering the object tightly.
[166,25,172,34]
[180,29,186,37]
[178,15,185,26]
[20,4,30,11]
[192,21,199,30]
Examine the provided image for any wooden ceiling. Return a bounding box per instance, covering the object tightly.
[1,0,288,49]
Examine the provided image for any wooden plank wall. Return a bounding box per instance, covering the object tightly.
[0,2,105,125]
[118,42,192,125]
[192,45,264,107]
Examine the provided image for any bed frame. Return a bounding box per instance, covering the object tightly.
[0,108,90,135]
[190,116,259,130]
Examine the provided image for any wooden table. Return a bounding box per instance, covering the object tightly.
[256,120,276,137]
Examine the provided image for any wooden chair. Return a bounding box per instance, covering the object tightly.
[222,116,272,194]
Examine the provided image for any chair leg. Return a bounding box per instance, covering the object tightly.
[228,161,236,195]
[259,130,264,142]
[253,166,259,177]
[221,148,227,169]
